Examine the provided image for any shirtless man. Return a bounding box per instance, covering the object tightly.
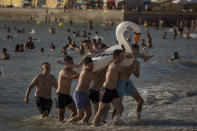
[115,44,152,120]
[24,62,58,118]
[65,57,97,125]
[56,56,79,122]
[92,49,135,126]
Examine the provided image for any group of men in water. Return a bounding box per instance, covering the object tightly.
[24,37,153,126]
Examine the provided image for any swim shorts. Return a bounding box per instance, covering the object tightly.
[88,89,100,103]
[35,97,52,114]
[56,93,74,109]
[117,79,137,98]
[100,87,119,103]
[73,90,90,109]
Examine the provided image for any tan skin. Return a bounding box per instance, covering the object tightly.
[93,52,136,126]
[113,47,149,120]
[89,67,110,122]
[24,63,58,118]
[65,62,97,125]
[56,59,79,122]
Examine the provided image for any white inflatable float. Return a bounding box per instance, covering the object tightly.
[92,21,141,72]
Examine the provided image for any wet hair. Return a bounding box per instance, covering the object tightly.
[42,62,50,66]
[3,48,7,52]
[64,55,73,62]
[83,56,93,65]
[131,44,139,49]
[174,51,179,56]
[113,49,123,57]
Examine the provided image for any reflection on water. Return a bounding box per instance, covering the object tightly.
[0,20,197,130]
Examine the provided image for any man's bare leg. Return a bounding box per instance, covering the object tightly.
[65,109,84,125]
[111,98,124,119]
[92,103,99,117]
[81,105,92,123]
[57,109,65,122]
[92,102,109,126]
[67,103,77,119]
[131,90,144,120]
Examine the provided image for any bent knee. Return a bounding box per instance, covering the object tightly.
[138,97,144,104]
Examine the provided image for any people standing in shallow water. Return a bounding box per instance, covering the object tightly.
[24,37,35,49]
[24,62,58,118]
[0,48,10,60]
[56,56,79,122]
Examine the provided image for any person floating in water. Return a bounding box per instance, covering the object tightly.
[169,51,179,62]
[24,62,58,118]
[0,48,10,60]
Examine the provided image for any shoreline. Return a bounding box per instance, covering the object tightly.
[0,8,197,24]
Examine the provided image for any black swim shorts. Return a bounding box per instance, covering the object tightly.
[100,87,119,103]
[35,97,52,114]
[88,89,100,103]
[56,93,74,109]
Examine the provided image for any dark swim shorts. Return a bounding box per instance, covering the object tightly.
[88,89,100,103]
[100,87,119,103]
[56,93,74,109]
[35,97,52,114]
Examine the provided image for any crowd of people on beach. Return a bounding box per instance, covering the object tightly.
[0,18,197,127]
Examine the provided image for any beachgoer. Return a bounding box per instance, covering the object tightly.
[169,51,179,62]
[114,44,146,120]
[24,37,35,49]
[92,49,136,126]
[65,57,97,125]
[56,56,79,122]
[24,62,58,118]
[0,48,10,60]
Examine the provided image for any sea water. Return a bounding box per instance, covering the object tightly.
[0,20,197,131]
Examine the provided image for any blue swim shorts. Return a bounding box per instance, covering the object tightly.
[117,79,137,98]
[73,90,90,110]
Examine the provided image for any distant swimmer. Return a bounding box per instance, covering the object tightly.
[48,27,55,34]
[169,51,180,62]
[24,37,35,49]
[56,56,79,122]
[0,48,10,60]
[50,43,55,52]
[39,48,44,53]
[24,62,58,118]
